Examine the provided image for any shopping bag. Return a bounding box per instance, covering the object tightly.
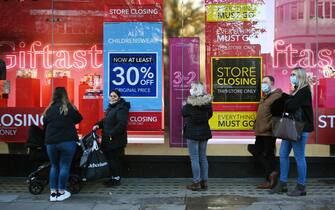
[83,140,109,181]
[272,112,305,141]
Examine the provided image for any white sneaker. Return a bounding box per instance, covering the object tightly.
[56,190,71,201]
[49,193,57,202]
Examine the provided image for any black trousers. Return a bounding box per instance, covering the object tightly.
[104,147,125,178]
[254,136,277,179]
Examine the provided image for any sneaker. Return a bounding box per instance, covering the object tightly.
[56,190,71,201]
[103,178,121,187]
[49,192,57,202]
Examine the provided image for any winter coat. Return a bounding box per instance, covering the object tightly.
[270,92,291,117]
[43,102,83,145]
[271,86,314,132]
[96,98,130,151]
[254,88,283,136]
[182,94,213,141]
[285,86,314,132]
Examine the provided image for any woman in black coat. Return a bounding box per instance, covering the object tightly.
[182,82,213,191]
[43,87,83,202]
[271,67,314,196]
[93,89,130,187]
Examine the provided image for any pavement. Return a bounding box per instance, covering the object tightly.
[1,177,335,210]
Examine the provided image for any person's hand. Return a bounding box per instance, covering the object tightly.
[92,125,99,131]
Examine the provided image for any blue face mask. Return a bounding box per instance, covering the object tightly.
[261,83,271,94]
[189,89,196,96]
[290,75,299,86]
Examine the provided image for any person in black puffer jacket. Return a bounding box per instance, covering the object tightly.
[93,89,130,187]
[183,82,213,191]
[43,87,83,202]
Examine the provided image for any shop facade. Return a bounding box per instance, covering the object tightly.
[0,0,334,162]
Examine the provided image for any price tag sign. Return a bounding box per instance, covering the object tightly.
[103,22,162,111]
[109,53,157,97]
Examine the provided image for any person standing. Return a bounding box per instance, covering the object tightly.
[270,67,314,196]
[253,76,282,189]
[43,87,83,201]
[93,89,130,187]
[183,82,213,191]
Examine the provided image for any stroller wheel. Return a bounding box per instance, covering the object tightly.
[29,181,44,195]
[68,174,81,194]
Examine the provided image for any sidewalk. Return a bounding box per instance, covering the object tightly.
[1,177,335,210]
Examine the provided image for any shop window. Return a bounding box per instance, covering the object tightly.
[318,1,324,18]
[332,2,335,18]
[284,4,290,21]
[325,2,331,18]
[298,2,304,19]
[310,0,315,18]
[291,3,298,20]
[276,5,284,24]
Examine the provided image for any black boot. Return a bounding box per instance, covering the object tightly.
[269,181,288,194]
[287,184,307,196]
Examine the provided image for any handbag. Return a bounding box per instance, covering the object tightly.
[272,111,305,141]
[82,140,109,181]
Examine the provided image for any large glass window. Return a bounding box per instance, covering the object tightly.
[0,0,334,157]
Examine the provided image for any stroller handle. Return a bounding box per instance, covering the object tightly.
[78,130,99,151]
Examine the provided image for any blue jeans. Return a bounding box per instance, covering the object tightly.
[46,141,77,191]
[279,132,309,185]
[187,139,208,183]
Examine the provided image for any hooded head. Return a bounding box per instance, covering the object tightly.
[189,82,206,97]
[187,82,212,106]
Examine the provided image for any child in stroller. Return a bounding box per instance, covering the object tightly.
[26,125,96,195]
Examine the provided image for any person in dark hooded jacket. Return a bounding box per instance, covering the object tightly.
[93,89,130,187]
[183,82,213,191]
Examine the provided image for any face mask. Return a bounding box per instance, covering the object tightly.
[261,83,271,94]
[290,75,299,86]
[189,88,196,96]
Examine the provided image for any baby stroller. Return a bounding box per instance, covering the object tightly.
[26,126,96,195]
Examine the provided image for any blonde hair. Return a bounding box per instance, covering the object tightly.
[43,87,70,116]
[291,67,311,95]
[190,82,207,96]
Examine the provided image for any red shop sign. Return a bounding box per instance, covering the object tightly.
[128,112,162,131]
[0,107,45,143]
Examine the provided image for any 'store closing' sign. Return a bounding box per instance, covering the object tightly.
[211,57,262,103]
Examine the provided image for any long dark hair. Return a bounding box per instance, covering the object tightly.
[43,87,71,115]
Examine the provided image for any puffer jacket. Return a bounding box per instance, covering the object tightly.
[96,98,130,151]
[182,94,213,141]
[43,102,83,145]
[254,88,283,136]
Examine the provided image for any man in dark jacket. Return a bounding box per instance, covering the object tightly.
[93,90,130,187]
